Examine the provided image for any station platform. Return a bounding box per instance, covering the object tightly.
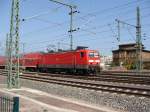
[0,84,117,112]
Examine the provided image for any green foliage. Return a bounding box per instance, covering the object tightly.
[111,62,119,67]
[123,61,136,70]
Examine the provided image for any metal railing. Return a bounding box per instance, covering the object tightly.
[0,96,19,112]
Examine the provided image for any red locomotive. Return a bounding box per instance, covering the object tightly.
[0,47,101,74]
[38,48,100,74]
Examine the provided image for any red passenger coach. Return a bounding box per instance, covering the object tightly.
[20,52,42,71]
[0,56,6,69]
[38,49,100,74]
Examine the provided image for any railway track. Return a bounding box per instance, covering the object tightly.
[1,69,150,85]
[0,69,150,98]
[101,70,150,74]
[21,71,150,85]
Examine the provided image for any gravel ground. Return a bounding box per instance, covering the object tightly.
[0,75,150,112]
[0,90,75,112]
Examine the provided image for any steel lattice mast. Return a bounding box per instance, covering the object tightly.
[115,6,142,72]
[7,0,20,88]
[49,0,79,50]
[136,7,142,71]
[5,34,9,71]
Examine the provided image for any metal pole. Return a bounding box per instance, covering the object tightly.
[5,34,9,71]
[115,7,142,72]
[13,97,19,112]
[48,0,78,50]
[22,43,25,54]
[15,0,20,88]
[136,6,142,72]
[117,20,120,42]
[70,7,73,50]
[7,0,15,89]
[7,0,20,88]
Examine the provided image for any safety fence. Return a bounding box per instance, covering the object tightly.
[0,96,19,112]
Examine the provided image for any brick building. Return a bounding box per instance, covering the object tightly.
[112,43,150,69]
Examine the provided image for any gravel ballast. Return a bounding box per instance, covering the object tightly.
[0,75,150,112]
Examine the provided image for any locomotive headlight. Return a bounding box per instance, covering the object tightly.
[89,60,94,62]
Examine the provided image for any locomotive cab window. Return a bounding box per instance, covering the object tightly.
[80,52,84,58]
[89,52,99,58]
[89,52,94,58]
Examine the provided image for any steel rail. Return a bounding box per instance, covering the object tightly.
[0,71,150,98]
[1,69,150,85]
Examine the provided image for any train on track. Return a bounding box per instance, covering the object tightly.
[0,47,100,74]
[0,56,5,69]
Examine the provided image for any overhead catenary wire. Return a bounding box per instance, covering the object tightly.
[80,13,150,33]
[23,14,150,48]
[78,14,150,37]
[19,1,149,43]
[75,0,148,21]
[21,0,149,37]
[86,6,150,24]
[126,26,136,41]
[23,13,150,48]
[25,29,115,49]
[18,0,150,53]
[22,6,63,22]
[26,34,111,50]
[23,33,68,45]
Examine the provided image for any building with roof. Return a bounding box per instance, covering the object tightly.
[112,43,150,69]
[100,55,112,70]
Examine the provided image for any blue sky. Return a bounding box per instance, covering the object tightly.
[0,0,150,56]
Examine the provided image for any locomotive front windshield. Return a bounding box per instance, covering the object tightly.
[88,52,99,58]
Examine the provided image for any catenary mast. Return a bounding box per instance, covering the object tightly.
[49,0,79,50]
[7,0,20,88]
